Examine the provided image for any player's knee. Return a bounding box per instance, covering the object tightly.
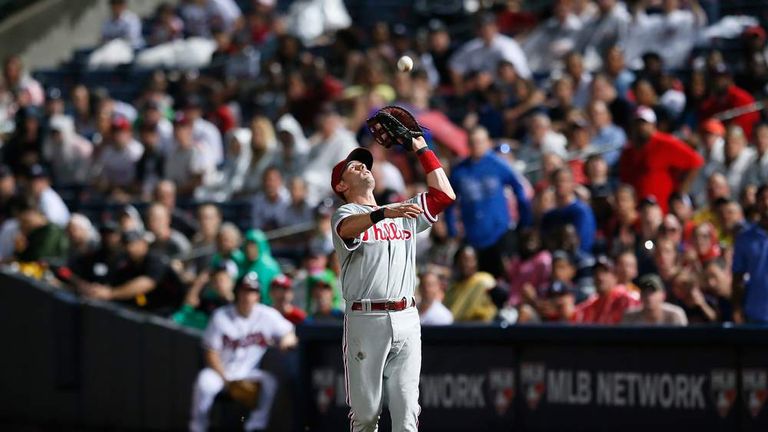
[196,368,224,394]
[350,404,381,426]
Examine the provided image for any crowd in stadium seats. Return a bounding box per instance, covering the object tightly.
[2,0,768,330]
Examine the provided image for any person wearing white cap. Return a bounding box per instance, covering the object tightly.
[618,105,704,214]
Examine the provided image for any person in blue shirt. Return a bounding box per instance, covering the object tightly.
[732,184,768,324]
[445,126,532,277]
[541,167,597,254]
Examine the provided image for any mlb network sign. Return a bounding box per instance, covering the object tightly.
[312,368,515,416]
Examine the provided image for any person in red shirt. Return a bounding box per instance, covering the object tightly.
[268,274,306,325]
[699,63,761,138]
[619,106,704,213]
[577,256,640,324]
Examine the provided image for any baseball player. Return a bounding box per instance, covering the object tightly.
[331,107,455,431]
[189,272,297,432]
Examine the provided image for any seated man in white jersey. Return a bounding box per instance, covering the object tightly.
[189,272,297,432]
[330,133,455,431]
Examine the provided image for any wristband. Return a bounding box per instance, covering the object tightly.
[417,148,442,173]
[370,208,386,224]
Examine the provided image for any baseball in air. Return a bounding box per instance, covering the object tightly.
[397,55,414,72]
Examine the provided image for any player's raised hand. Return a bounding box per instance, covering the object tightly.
[383,203,423,219]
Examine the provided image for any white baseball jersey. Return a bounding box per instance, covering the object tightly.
[202,304,293,378]
[332,193,437,302]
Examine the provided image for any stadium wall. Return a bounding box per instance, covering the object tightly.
[2,271,768,431]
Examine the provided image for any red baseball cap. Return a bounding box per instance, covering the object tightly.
[700,118,725,137]
[270,274,293,289]
[330,148,373,200]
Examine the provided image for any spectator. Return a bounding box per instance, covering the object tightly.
[15,196,68,263]
[189,271,296,432]
[65,213,99,257]
[165,114,214,198]
[621,274,688,325]
[444,246,497,323]
[153,180,198,239]
[269,274,306,325]
[272,113,309,183]
[182,95,224,166]
[306,275,344,323]
[136,99,174,154]
[3,106,45,173]
[302,105,357,205]
[602,44,635,99]
[687,221,721,266]
[250,166,289,231]
[271,177,314,259]
[699,64,760,139]
[2,55,44,107]
[22,164,70,227]
[564,51,592,109]
[718,125,755,197]
[507,228,552,307]
[446,127,532,277]
[615,249,639,294]
[0,166,16,225]
[587,100,626,167]
[743,122,768,190]
[188,203,222,274]
[186,223,245,307]
[101,0,144,49]
[519,281,580,324]
[420,219,458,270]
[518,113,568,176]
[198,128,252,202]
[42,115,93,186]
[82,230,184,315]
[148,2,184,46]
[590,73,634,131]
[703,258,734,322]
[241,229,281,304]
[94,116,143,194]
[619,106,703,213]
[716,198,747,246]
[145,202,191,259]
[424,19,456,88]
[134,125,166,199]
[522,0,582,74]
[417,270,453,326]
[240,117,278,196]
[69,221,122,286]
[578,255,640,324]
[732,184,768,324]
[449,12,532,94]
[542,168,597,255]
[669,271,718,323]
[576,0,630,70]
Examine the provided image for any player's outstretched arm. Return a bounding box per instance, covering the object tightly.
[337,203,424,240]
[411,136,456,215]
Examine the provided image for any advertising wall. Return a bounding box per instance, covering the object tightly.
[300,326,768,432]
[2,271,767,431]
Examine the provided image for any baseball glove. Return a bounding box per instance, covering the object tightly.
[366,106,423,151]
[226,380,261,409]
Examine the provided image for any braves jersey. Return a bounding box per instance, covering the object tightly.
[202,304,293,378]
[332,193,436,302]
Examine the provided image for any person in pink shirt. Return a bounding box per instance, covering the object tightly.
[577,255,640,324]
[507,228,552,306]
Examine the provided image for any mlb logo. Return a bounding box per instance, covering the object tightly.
[520,363,546,411]
[488,369,515,416]
[312,369,336,414]
[710,369,737,418]
[743,369,768,418]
